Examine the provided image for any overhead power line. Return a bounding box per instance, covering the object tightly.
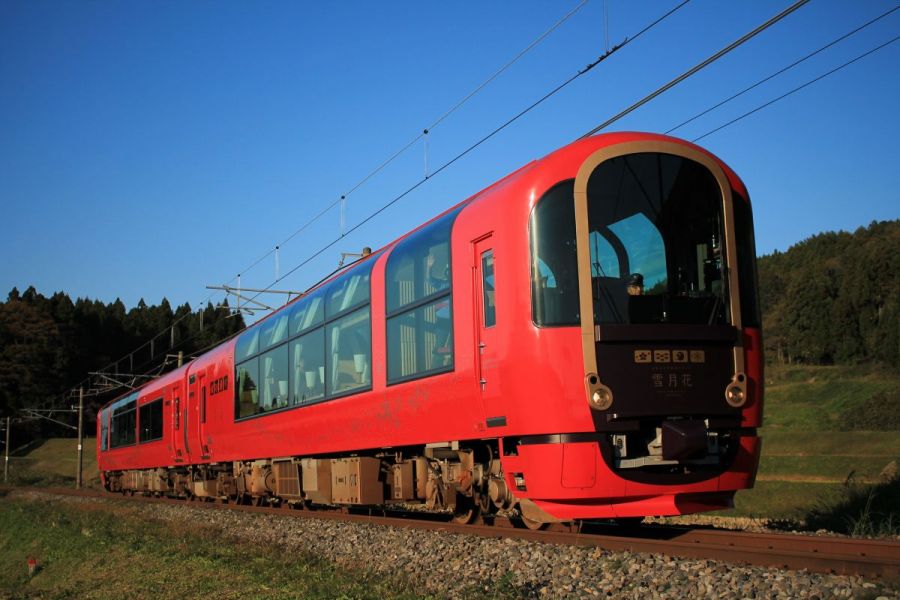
[692,34,900,142]
[240,1,692,310]
[220,0,591,293]
[667,4,900,135]
[581,0,811,137]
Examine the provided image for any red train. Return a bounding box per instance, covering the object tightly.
[97,132,763,527]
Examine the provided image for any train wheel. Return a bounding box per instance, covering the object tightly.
[519,515,547,531]
[477,491,492,515]
[451,495,480,525]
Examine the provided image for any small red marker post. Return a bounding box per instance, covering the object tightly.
[27,557,37,576]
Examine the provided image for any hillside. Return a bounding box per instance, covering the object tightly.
[6,438,100,488]
[758,219,900,366]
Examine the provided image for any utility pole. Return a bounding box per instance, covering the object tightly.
[76,388,84,489]
[3,416,9,484]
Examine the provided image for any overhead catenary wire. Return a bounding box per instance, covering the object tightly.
[219,0,591,293]
[691,34,900,142]
[581,0,811,137]
[667,4,900,135]
[239,1,692,310]
[220,0,687,294]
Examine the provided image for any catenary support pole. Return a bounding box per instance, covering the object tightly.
[76,388,84,489]
[3,416,9,483]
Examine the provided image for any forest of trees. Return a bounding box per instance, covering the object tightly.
[0,219,896,436]
[0,287,244,432]
[758,219,899,367]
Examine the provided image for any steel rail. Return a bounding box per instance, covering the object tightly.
[8,487,899,582]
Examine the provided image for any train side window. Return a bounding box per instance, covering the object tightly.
[109,392,138,448]
[530,180,580,326]
[139,398,163,443]
[481,250,496,327]
[320,260,375,399]
[386,206,462,383]
[326,306,371,396]
[200,387,207,424]
[327,263,371,316]
[386,298,452,381]
[100,408,109,451]
[235,358,260,419]
[291,328,325,405]
[259,346,290,411]
[259,312,289,351]
[289,290,324,336]
[732,193,761,328]
[235,327,259,361]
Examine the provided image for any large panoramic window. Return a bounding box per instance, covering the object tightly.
[530,154,733,327]
[234,258,375,420]
[386,207,461,383]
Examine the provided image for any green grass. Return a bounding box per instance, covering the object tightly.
[763,367,898,431]
[0,494,533,600]
[0,495,428,600]
[761,430,900,457]
[720,364,900,531]
[730,480,845,519]
[758,454,896,483]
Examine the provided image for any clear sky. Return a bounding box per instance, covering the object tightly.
[2,1,898,318]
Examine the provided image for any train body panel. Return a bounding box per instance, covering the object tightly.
[98,132,764,522]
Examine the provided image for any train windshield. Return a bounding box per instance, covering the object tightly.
[531,152,735,327]
[587,152,728,325]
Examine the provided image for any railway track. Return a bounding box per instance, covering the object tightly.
[9,486,899,582]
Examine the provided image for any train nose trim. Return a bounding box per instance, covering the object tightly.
[661,420,708,461]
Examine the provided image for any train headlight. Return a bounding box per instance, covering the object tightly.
[590,387,613,410]
[585,373,613,410]
[725,384,746,407]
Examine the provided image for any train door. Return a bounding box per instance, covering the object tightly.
[191,369,211,460]
[170,382,189,464]
[474,235,504,429]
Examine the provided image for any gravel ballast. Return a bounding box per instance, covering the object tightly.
[12,490,899,599]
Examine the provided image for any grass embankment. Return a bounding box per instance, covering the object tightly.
[6,438,100,488]
[0,494,430,600]
[725,364,900,534]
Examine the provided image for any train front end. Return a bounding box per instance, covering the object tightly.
[507,136,763,523]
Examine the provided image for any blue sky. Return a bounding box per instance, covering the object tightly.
[1,1,898,317]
